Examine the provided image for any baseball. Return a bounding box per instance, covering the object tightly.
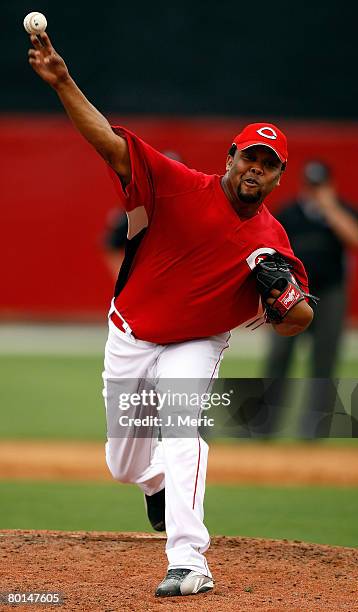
[23,11,47,35]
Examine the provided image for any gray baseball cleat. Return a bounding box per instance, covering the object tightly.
[144,488,165,532]
[155,568,214,597]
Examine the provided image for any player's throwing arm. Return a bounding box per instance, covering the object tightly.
[26,19,131,183]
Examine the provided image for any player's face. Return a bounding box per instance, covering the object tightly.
[226,145,283,207]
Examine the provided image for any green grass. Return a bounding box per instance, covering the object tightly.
[0,481,357,547]
[221,357,358,377]
[0,355,105,440]
[0,354,357,440]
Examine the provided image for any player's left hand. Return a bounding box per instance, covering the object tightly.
[255,253,318,334]
[266,288,313,328]
[266,288,280,304]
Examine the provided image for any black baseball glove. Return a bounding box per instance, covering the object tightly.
[255,253,319,324]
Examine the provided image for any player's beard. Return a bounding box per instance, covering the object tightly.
[237,185,262,204]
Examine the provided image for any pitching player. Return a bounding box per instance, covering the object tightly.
[27,32,314,598]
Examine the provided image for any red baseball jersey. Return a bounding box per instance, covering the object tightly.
[108,127,309,344]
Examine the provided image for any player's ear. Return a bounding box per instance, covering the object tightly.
[226,154,234,172]
[278,162,286,182]
[276,163,286,186]
[226,143,237,172]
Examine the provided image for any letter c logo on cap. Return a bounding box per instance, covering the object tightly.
[257,127,277,140]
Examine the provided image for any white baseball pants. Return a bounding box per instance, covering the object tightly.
[102,314,230,577]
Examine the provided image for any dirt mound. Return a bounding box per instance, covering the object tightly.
[0,531,357,611]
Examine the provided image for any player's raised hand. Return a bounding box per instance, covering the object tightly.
[28,33,70,89]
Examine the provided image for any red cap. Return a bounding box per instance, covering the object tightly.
[233,122,288,163]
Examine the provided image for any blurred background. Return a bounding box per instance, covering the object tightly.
[0,1,357,546]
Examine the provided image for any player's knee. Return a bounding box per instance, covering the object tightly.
[106,458,133,483]
[105,444,134,482]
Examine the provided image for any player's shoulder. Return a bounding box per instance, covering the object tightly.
[153,157,216,198]
[259,204,289,237]
[244,207,308,286]
[245,205,292,256]
[244,209,286,269]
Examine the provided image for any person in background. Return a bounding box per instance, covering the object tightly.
[264,161,358,438]
[103,210,128,278]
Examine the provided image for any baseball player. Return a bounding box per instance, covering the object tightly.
[27,32,314,598]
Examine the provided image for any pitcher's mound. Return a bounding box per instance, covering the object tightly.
[0,530,357,611]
